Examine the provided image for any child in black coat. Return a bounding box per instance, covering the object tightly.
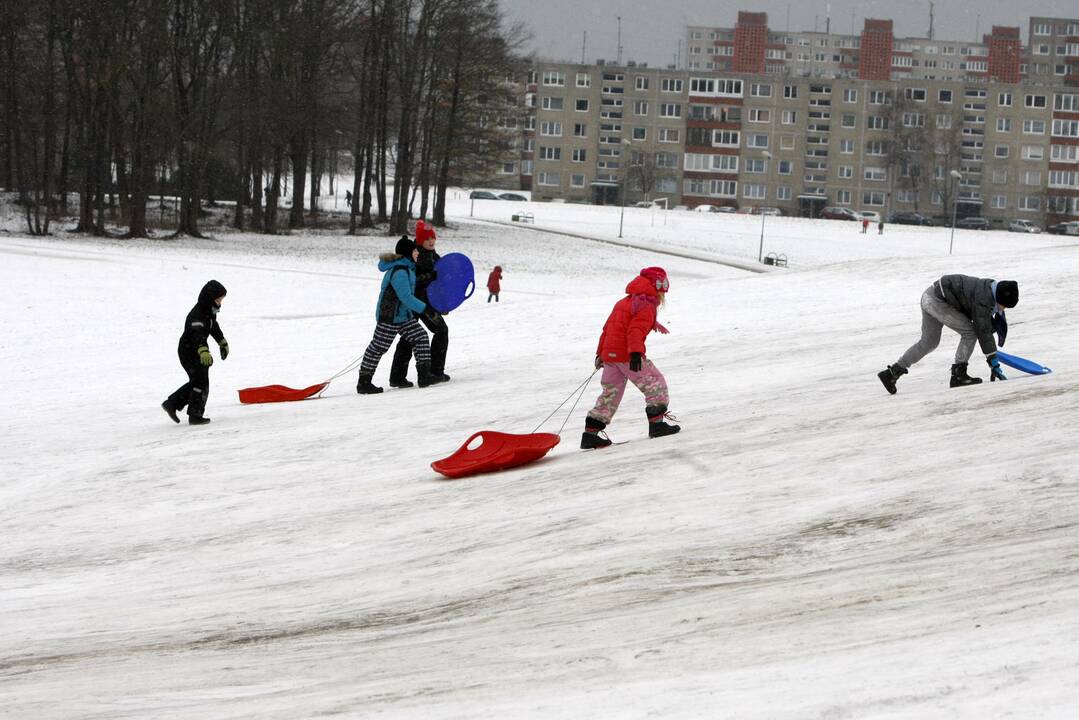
[162,280,229,425]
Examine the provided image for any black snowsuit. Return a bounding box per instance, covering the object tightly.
[390,246,449,380]
[166,280,227,419]
[936,274,1000,356]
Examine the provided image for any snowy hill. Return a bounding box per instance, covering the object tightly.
[2,208,1078,719]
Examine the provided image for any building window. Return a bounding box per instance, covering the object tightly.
[864,167,887,182]
[539,146,560,161]
[932,191,944,205]
[746,133,769,149]
[902,112,925,128]
[897,190,915,203]
[1025,94,1047,108]
[1022,171,1042,185]
[521,160,533,175]
[1055,94,1079,112]
[869,90,889,105]
[573,123,587,137]
[749,108,771,123]
[746,158,767,173]
[862,191,885,206]
[1033,23,1051,35]
[938,89,953,103]
[659,103,681,118]
[998,92,1013,107]
[632,127,646,140]
[1053,119,1079,138]
[661,78,683,93]
[537,171,560,186]
[781,110,797,124]
[840,139,854,153]
[866,140,886,155]
[937,114,952,129]
[500,162,515,174]
[523,138,534,152]
[996,118,1012,132]
[743,183,766,199]
[658,128,679,143]
[837,189,851,204]
[843,88,857,103]
[635,76,649,90]
[540,121,562,136]
[905,88,927,102]
[634,100,648,116]
[778,160,792,175]
[576,73,590,88]
[542,96,564,110]
[1019,196,1041,211]
[571,149,587,163]
[784,85,798,98]
[838,165,853,178]
[992,168,1008,183]
[841,113,856,128]
[655,152,679,169]
[994,144,1009,158]
[575,99,589,112]
[750,83,773,97]
[571,173,586,188]
[868,116,888,130]
[1022,145,1045,160]
[542,71,565,86]
[526,116,536,130]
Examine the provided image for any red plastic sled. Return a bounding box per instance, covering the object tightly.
[431,431,560,479]
[238,382,328,404]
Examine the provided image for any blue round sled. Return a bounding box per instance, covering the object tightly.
[427,253,475,313]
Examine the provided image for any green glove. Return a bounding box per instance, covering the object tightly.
[198,345,214,367]
[218,338,229,360]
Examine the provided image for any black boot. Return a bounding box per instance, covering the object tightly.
[950,363,983,388]
[877,364,908,395]
[580,417,613,449]
[388,376,414,388]
[646,405,680,439]
[416,362,445,388]
[162,401,180,424]
[188,416,211,425]
[356,373,383,394]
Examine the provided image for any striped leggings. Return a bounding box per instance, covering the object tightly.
[360,320,430,375]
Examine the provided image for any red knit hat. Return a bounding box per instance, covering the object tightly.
[640,267,669,292]
[415,220,437,245]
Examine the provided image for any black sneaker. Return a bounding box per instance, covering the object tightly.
[580,431,613,449]
[162,402,180,424]
[189,416,212,426]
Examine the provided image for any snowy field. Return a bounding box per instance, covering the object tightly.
[2,199,1079,719]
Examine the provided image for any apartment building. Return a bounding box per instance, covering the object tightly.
[497,13,1079,224]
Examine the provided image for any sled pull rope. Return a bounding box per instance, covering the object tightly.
[313,352,367,397]
[530,368,599,436]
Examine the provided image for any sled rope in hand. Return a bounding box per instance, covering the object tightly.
[531,368,599,436]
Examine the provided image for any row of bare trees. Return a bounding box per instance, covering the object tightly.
[0,0,525,237]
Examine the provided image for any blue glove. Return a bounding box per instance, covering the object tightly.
[987,353,1006,382]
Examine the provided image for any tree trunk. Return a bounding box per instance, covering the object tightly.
[309,139,320,215]
[288,134,307,228]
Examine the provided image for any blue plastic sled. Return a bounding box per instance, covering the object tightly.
[426,253,475,313]
[996,351,1052,375]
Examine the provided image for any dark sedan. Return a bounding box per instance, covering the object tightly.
[889,211,933,226]
[955,217,990,230]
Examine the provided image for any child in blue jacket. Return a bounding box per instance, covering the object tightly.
[357,237,435,394]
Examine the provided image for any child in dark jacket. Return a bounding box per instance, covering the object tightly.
[389,220,450,386]
[357,237,434,394]
[162,280,228,425]
[582,267,680,449]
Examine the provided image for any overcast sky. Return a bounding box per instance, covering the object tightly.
[499,0,1079,67]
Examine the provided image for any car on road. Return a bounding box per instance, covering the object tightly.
[1008,219,1041,233]
[955,216,991,230]
[821,206,859,220]
[889,211,933,226]
[469,190,499,200]
[756,206,782,216]
[1047,221,1079,235]
[498,192,528,201]
[858,210,882,223]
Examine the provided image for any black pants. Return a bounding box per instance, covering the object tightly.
[166,356,210,418]
[391,309,448,379]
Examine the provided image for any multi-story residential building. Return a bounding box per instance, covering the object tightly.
[493,12,1079,225]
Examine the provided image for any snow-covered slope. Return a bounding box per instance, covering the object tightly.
[2,214,1078,719]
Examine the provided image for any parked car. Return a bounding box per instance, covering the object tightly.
[711,206,736,213]
[634,201,656,208]
[1008,219,1041,233]
[498,192,528,201]
[756,206,782,216]
[889,211,933,226]
[955,216,991,230]
[1048,221,1079,235]
[469,190,499,200]
[821,206,859,220]
[735,206,755,214]
[673,205,690,212]
[858,210,882,223]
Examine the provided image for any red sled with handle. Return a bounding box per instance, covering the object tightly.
[432,431,560,479]
[238,382,329,404]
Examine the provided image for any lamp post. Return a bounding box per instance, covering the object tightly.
[758,150,772,263]
[948,169,962,255]
[618,138,633,238]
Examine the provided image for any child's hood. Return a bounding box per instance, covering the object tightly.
[624,275,658,297]
[197,279,227,307]
[378,255,413,271]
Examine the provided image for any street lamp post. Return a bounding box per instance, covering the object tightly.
[758,150,772,263]
[948,169,963,255]
[618,138,632,239]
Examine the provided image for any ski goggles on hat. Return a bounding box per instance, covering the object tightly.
[654,277,669,291]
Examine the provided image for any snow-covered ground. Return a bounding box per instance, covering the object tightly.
[2,199,1079,719]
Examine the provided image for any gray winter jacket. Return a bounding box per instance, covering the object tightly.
[935,274,998,356]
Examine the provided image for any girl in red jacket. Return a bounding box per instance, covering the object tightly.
[582,267,680,449]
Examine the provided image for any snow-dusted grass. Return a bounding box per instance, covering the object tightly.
[2,203,1078,719]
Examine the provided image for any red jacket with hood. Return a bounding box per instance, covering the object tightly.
[596,276,660,362]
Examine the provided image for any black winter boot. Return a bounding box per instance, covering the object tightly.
[389,376,414,388]
[580,417,613,449]
[646,405,681,439]
[416,362,445,388]
[877,364,908,395]
[356,373,383,394]
[162,401,181,424]
[188,416,212,425]
[950,363,983,388]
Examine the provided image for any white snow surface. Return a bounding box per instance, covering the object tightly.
[2,200,1079,719]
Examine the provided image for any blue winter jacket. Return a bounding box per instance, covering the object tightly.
[375,256,427,324]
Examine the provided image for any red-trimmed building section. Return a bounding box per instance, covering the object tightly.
[858,19,893,81]
[733,11,767,74]
[986,26,1021,84]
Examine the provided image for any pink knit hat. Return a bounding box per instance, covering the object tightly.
[640,266,669,292]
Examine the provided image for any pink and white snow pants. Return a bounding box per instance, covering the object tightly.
[587,360,669,424]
